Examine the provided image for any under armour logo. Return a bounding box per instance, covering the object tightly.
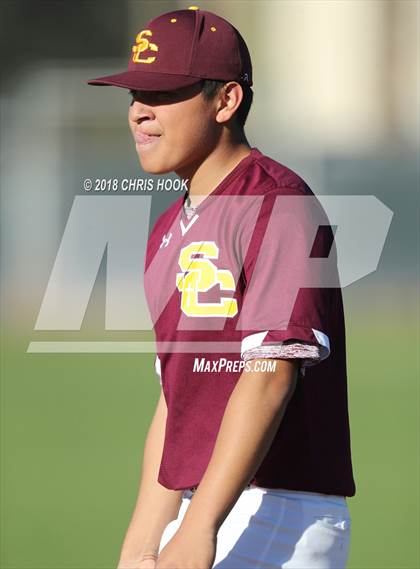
[159,232,173,249]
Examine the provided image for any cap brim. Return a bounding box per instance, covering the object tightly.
[87,70,203,91]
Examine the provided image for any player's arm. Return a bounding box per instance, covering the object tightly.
[117,388,183,568]
[180,358,298,531]
[156,359,298,567]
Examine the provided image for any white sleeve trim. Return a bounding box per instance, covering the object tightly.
[240,331,269,357]
[154,355,162,385]
[312,328,330,359]
[242,343,321,362]
[241,329,330,361]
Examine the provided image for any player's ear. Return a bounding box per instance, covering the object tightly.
[215,82,243,124]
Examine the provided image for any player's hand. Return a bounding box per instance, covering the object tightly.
[138,557,158,569]
[117,552,158,569]
[156,524,217,569]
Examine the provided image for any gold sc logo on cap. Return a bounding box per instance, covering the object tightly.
[132,30,158,64]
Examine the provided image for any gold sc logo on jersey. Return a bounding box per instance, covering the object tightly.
[176,241,238,318]
[132,30,158,64]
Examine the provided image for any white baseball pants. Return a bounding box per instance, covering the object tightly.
[159,485,351,568]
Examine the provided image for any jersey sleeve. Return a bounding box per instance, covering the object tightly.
[241,340,322,377]
[237,190,338,367]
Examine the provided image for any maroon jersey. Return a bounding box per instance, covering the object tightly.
[144,148,356,496]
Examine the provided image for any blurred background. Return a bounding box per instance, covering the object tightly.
[0,1,418,568]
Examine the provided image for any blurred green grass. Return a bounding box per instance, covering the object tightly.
[1,311,419,568]
[345,311,419,568]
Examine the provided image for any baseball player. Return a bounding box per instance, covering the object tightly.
[88,6,356,569]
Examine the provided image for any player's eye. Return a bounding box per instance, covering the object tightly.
[129,89,177,105]
[154,91,177,103]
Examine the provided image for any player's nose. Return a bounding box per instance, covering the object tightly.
[129,100,156,124]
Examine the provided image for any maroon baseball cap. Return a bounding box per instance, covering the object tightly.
[87,6,252,91]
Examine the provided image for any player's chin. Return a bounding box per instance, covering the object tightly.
[137,147,173,174]
[138,154,178,175]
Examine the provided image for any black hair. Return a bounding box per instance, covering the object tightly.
[200,79,253,128]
